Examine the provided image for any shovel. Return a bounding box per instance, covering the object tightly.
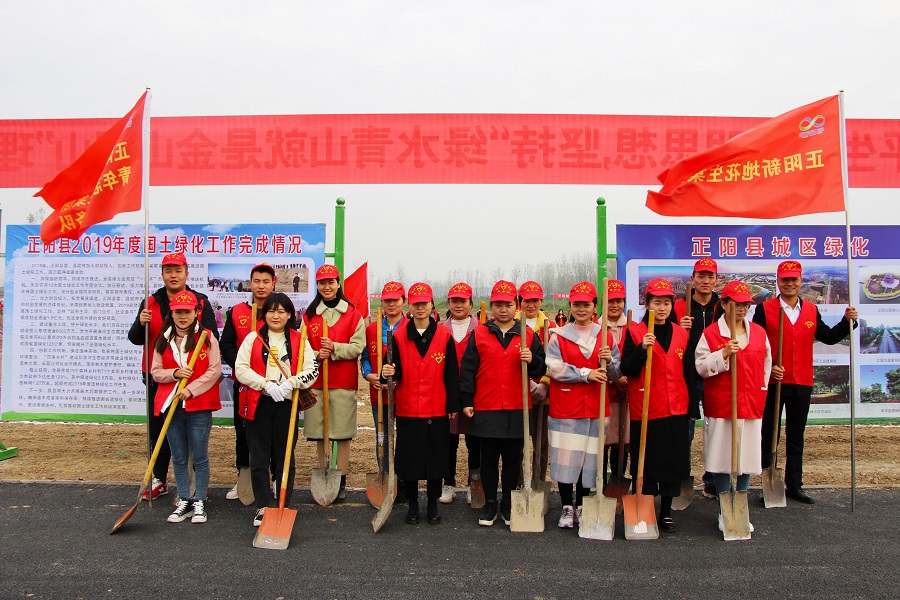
[762,307,787,508]
[254,327,308,549]
[605,309,632,504]
[623,312,658,540]
[529,321,552,515]
[510,316,544,532]
[311,321,341,506]
[467,301,489,510]
[720,310,752,541]
[673,284,695,511]
[372,329,398,532]
[238,304,261,506]
[110,331,209,534]
[367,308,392,508]
[580,278,617,540]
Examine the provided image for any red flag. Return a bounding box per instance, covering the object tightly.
[35,92,148,243]
[646,95,845,219]
[343,262,369,319]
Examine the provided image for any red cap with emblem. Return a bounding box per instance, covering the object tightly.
[490,280,517,303]
[721,280,753,303]
[251,262,276,281]
[447,282,473,299]
[607,279,626,300]
[381,281,405,301]
[694,257,718,274]
[407,282,433,304]
[169,290,199,310]
[519,280,544,300]
[569,281,598,303]
[316,264,341,281]
[777,260,802,278]
[645,278,676,298]
[161,252,187,266]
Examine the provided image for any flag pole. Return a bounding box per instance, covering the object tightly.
[838,90,857,512]
[142,89,153,475]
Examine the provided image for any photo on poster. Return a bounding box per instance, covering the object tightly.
[859,316,900,355]
[812,365,850,404]
[858,364,900,403]
[858,266,900,305]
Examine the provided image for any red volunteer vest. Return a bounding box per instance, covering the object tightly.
[700,322,768,419]
[364,317,407,404]
[239,330,301,421]
[393,325,452,418]
[153,333,220,415]
[444,316,477,369]
[626,322,689,420]
[472,324,535,411]
[548,330,611,419]
[762,299,817,386]
[230,302,263,380]
[304,306,363,389]
[141,295,206,373]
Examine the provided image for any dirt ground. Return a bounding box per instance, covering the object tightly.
[0,376,897,489]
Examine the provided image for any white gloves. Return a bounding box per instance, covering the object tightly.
[264,381,284,402]
[279,379,295,398]
[530,380,549,403]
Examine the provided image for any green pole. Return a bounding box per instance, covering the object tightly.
[596,197,607,285]
[334,197,346,276]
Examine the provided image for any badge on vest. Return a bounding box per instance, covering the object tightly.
[805,321,814,329]
[675,347,684,359]
[431,352,445,364]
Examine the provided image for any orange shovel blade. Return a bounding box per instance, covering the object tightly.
[622,492,658,540]
[253,507,298,550]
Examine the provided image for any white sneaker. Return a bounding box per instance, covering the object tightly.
[167,499,191,523]
[558,505,575,528]
[191,500,207,524]
[439,485,455,504]
[718,514,754,533]
[253,507,265,527]
[575,505,583,525]
[226,483,239,500]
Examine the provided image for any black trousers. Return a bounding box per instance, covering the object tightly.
[446,434,481,487]
[232,380,250,471]
[143,375,170,482]
[479,437,522,506]
[404,479,442,503]
[245,395,299,509]
[760,383,812,491]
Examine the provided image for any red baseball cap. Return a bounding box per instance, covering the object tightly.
[519,280,544,300]
[251,263,276,281]
[607,279,626,300]
[381,281,405,301]
[777,261,802,278]
[161,252,187,267]
[645,278,676,297]
[407,282,433,304]
[490,280,517,303]
[169,290,199,310]
[569,281,598,303]
[694,257,718,274]
[448,282,473,299]
[721,280,753,303]
[315,264,341,281]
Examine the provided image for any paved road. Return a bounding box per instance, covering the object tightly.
[0,483,896,599]
[877,327,899,353]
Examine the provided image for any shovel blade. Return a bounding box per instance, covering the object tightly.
[237,467,255,506]
[509,488,545,532]
[671,475,695,511]
[762,466,787,508]
[720,491,752,541]
[366,472,390,509]
[469,470,486,509]
[604,474,631,501]
[372,486,396,533]
[311,467,341,506]
[109,502,139,535]
[253,507,298,550]
[533,480,551,515]
[578,495,616,540]
[622,492,658,540]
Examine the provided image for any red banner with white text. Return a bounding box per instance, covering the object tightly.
[1,114,898,188]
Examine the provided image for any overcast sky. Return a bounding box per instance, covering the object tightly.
[1,1,897,283]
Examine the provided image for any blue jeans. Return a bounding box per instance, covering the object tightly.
[713,473,750,493]
[371,404,390,472]
[166,407,212,500]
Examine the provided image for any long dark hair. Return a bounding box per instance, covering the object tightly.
[154,306,209,355]
[305,276,355,321]
[262,293,297,330]
[641,293,678,326]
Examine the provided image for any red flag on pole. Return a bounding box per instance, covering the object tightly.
[646,95,845,219]
[35,92,149,244]
[343,262,369,319]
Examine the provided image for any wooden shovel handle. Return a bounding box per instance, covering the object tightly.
[375,308,384,462]
[322,321,330,448]
[637,312,655,480]
[729,309,739,479]
[520,315,533,483]
[479,301,487,325]
[771,307,785,458]
[278,327,307,509]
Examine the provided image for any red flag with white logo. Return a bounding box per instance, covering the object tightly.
[343,262,369,319]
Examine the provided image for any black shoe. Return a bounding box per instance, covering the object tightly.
[478,501,498,526]
[406,501,420,524]
[786,488,815,504]
[499,500,511,526]
[660,516,676,533]
[334,485,347,504]
[426,501,441,525]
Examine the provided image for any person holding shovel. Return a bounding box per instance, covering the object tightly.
[620,278,692,533]
[545,281,618,528]
[235,293,318,527]
[150,290,222,524]
[303,264,366,503]
[603,279,630,489]
[380,283,460,525]
[460,280,546,527]
[441,282,481,504]
[752,260,857,505]
[695,281,778,532]
[220,263,277,501]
